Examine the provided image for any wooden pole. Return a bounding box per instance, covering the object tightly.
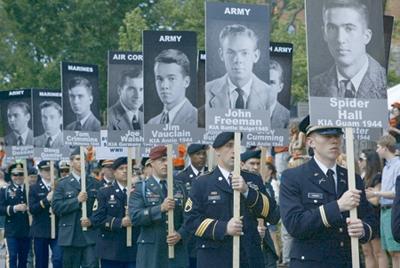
[345,128,359,268]
[126,147,133,247]
[258,147,267,250]
[50,160,56,239]
[22,159,32,225]
[80,146,87,231]
[257,219,264,250]
[207,146,214,172]
[167,144,175,258]
[233,132,241,268]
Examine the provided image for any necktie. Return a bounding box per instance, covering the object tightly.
[160,180,168,197]
[45,137,52,147]
[123,188,127,195]
[228,173,233,186]
[132,114,141,130]
[160,111,169,124]
[235,88,245,109]
[340,80,356,98]
[75,121,82,130]
[17,136,23,146]
[326,169,336,194]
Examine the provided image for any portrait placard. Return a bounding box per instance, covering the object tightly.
[95,130,132,160]
[143,31,198,145]
[243,42,293,147]
[383,15,394,72]
[0,89,34,158]
[107,51,144,146]
[32,89,69,160]
[61,61,101,146]
[306,0,388,129]
[205,2,271,132]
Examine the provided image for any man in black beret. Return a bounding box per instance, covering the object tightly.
[280,116,377,267]
[175,144,208,268]
[184,132,276,268]
[52,148,101,268]
[29,160,62,268]
[92,157,140,267]
[129,145,189,268]
[0,163,30,267]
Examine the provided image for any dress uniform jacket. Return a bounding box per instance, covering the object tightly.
[262,182,280,261]
[52,174,101,247]
[29,178,53,238]
[280,158,377,267]
[129,176,188,268]
[92,183,139,262]
[0,183,30,237]
[392,175,400,243]
[184,167,275,268]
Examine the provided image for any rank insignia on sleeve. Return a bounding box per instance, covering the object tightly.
[92,199,98,211]
[184,198,193,212]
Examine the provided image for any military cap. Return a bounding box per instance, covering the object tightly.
[212,132,242,149]
[58,160,70,169]
[187,144,207,155]
[70,146,81,157]
[241,150,261,162]
[38,160,51,170]
[141,157,149,167]
[149,145,167,160]
[8,163,24,174]
[112,157,127,170]
[299,115,343,137]
[99,159,114,169]
[28,167,38,175]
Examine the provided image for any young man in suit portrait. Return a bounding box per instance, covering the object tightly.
[108,66,144,131]
[5,101,34,146]
[206,24,272,110]
[34,101,63,148]
[65,76,101,131]
[269,60,290,129]
[310,0,387,99]
[147,49,197,125]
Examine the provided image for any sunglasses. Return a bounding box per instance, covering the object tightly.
[12,172,24,176]
[60,169,70,173]
[358,157,367,161]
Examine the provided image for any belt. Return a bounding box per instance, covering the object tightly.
[381,205,392,210]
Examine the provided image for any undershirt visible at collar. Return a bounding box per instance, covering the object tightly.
[218,165,231,184]
[190,165,204,176]
[164,98,187,123]
[227,76,253,108]
[336,56,369,93]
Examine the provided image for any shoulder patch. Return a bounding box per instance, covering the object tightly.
[184,198,193,212]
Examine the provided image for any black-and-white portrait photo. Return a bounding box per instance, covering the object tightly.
[269,44,292,129]
[206,23,272,110]
[197,51,206,128]
[108,65,144,131]
[0,90,33,146]
[308,0,387,99]
[144,31,198,126]
[61,62,101,133]
[33,90,63,148]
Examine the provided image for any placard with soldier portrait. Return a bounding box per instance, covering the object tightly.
[205,2,271,133]
[244,42,293,147]
[306,0,388,129]
[0,89,34,158]
[32,89,69,160]
[107,51,144,147]
[143,30,198,145]
[61,61,101,146]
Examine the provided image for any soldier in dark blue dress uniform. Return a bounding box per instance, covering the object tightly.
[29,160,62,268]
[184,132,276,268]
[280,116,377,267]
[0,163,30,268]
[99,160,114,187]
[176,144,208,268]
[92,157,139,268]
[240,150,280,268]
[52,148,101,268]
[129,145,189,268]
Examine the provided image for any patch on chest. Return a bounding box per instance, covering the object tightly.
[208,191,221,201]
[307,192,323,199]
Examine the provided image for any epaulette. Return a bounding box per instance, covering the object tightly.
[1,185,7,189]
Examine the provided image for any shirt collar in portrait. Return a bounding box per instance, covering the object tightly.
[45,130,62,146]
[15,128,30,145]
[190,164,204,176]
[336,56,369,93]
[71,171,80,182]
[120,100,138,123]
[227,76,253,108]
[41,177,51,191]
[79,112,92,127]
[218,165,231,184]
[269,101,277,118]
[313,156,337,183]
[163,97,187,123]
